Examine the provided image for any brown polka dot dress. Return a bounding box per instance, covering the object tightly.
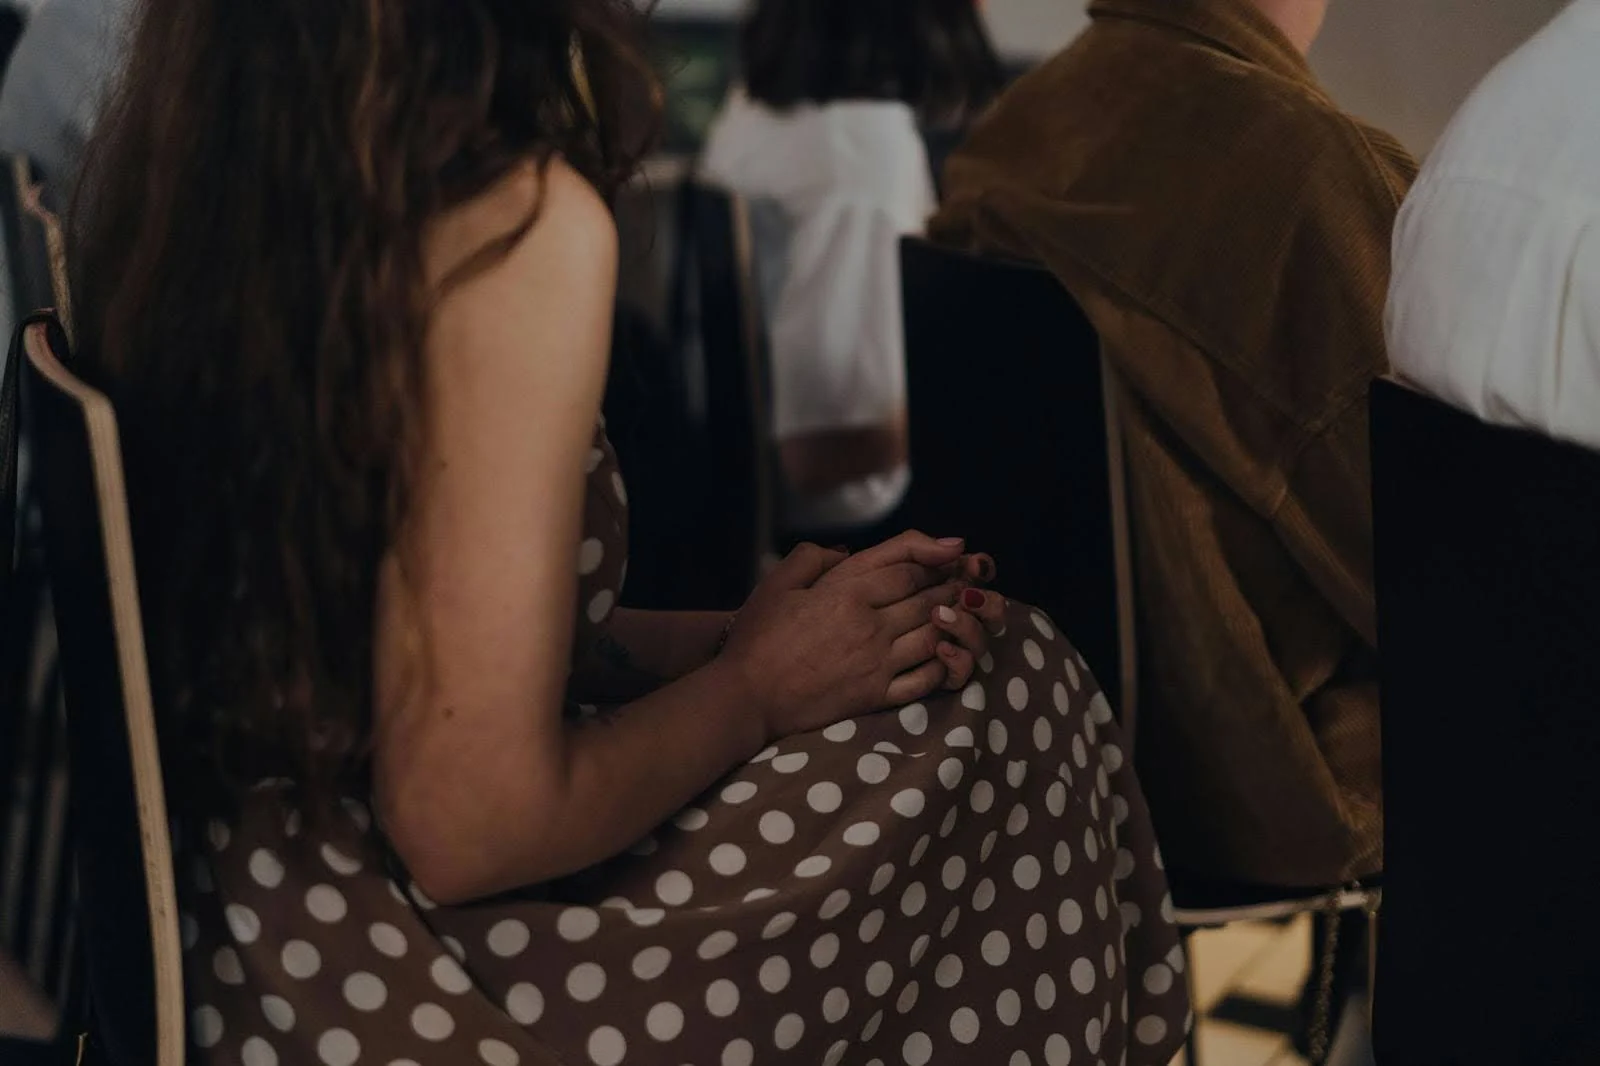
[179,429,1191,1066]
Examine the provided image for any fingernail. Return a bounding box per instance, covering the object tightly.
[962,588,985,610]
[978,557,995,581]
[939,642,959,658]
[937,537,964,547]
[936,605,958,623]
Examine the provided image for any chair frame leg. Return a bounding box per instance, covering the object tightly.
[1366,899,1380,1050]
[1182,929,1202,1066]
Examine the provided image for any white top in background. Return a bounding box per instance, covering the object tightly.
[1386,0,1600,451]
[701,89,933,528]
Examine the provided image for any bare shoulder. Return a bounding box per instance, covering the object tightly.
[424,157,618,391]
[425,156,617,307]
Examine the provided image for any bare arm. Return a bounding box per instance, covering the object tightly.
[572,608,732,702]
[372,161,767,904]
[598,607,731,678]
[372,163,974,904]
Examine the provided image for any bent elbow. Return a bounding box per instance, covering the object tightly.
[378,791,495,907]
[376,764,573,906]
[403,853,484,910]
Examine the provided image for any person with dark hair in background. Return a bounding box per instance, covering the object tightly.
[933,0,1416,893]
[72,1,1187,1063]
[701,0,1002,535]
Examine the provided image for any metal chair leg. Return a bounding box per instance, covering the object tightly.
[1366,897,1380,1049]
[1182,930,1202,1066]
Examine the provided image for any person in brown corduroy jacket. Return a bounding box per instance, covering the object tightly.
[931,0,1417,888]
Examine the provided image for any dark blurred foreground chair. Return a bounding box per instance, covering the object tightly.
[1,156,79,1061]
[1371,378,1600,1066]
[1,155,56,328]
[898,238,1380,1064]
[2,313,185,1065]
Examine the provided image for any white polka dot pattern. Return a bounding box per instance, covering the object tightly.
[173,437,1185,1066]
[506,983,544,1025]
[191,1005,224,1049]
[260,995,295,1033]
[317,1029,360,1066]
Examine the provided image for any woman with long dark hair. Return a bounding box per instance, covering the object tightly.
[72,2,1187,1063]
[701,0,1003,533]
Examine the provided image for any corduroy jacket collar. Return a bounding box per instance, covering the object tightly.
[1088,0,1316,87]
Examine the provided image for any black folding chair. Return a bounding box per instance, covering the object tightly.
[1,155,78,1060]
[605,172,771,611]
[16,313,184,1066]
[1371,378,1600,1066]
[899,239,1379,1064]
[673,180,773,607]
[897,237,1136,721]
[605,168,702,611]
[0,155,54,328]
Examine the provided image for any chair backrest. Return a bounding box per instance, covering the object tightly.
[0,585,76,1009]
[613,162,685,338]
[0,156,81,1035]
[22,317,184,1066]
[680,180,772,605]
[0,156,54,331]
[897,238,1136,724]
[605,168,700,611]
[21,193,72,342]
[1371,378,1600,1065]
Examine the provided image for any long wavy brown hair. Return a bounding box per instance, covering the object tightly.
[71,0,659,812]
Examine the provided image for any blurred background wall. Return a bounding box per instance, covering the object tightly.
[657,0,1572,156]
[1309,0,1566,153]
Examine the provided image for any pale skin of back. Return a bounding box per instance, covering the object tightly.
[371,159,1003,905]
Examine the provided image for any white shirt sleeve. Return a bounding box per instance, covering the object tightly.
[1385,0,1600,452]
[1548,219,1600,443]
[1388,177,1600,451]
[767,193,925,439]
[699,93,936,443]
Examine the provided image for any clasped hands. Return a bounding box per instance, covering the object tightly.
[720,532,1006,742]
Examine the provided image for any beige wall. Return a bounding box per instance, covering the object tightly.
[980,0,1568,154]
[981,0,1090,58]
[1311,0,1564,153]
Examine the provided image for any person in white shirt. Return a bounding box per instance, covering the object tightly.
[1387,0,1600,451]
[700,0,1001,532]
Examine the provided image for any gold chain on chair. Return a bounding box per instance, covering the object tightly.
[1306,886,1348,1065]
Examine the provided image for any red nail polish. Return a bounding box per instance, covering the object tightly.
[962,588,985,610]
